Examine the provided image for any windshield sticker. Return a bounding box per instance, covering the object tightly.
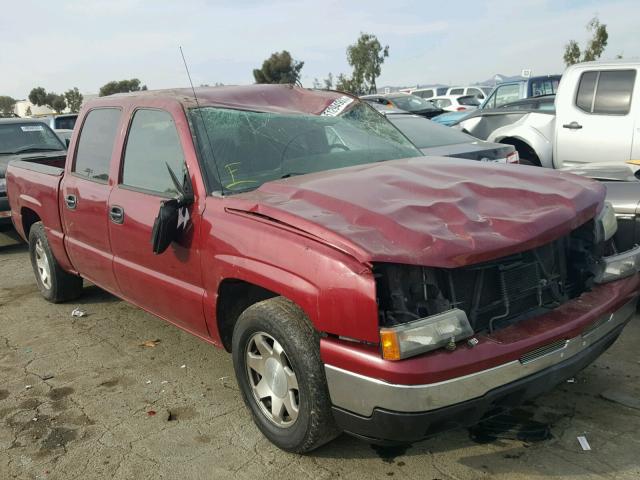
[321,96,354,117]
[21,125,44,132]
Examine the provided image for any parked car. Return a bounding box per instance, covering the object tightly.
[405,86,449,99]
[360,93,444,118]
[564,163,640,252]
[446,86,493,101]
[0,118,66,224]
[37,114,78,147]
[40,113,79,131]
[495,95,556,112]
[7,85,640,452]
[430,95,481,112]
[380,109,518,163]
[457,62,639,168]
[481,75,561,109]
[432,96,555,127]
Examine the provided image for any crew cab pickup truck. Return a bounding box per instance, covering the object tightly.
[456,61,639,168]
[6,85,640,452]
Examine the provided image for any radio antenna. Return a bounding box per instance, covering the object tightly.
[179,46,225,195]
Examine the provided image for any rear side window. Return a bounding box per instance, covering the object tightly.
[73,108,121,182]
[576,70,636,115]
[449,88,464,95]
[121,109,186,196]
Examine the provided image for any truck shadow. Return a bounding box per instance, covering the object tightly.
[79,284,121,305]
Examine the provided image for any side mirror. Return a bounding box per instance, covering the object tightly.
[150,164,195,255]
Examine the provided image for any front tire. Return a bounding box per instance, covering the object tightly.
[232,296,340,453]
[29,222,83,303]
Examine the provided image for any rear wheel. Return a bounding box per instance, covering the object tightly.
[232,296,340,453]
[29,222,83,303]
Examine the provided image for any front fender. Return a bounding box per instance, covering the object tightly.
[201,203,380,345]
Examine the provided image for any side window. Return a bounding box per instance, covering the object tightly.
[576,70,636,115]
[575,71,598,112]
[73,108,121,182]
[494,84,521,107]
[449,88,464,95]
[121,109,186,196]
[467,88,482,98]
[594,70,636,114]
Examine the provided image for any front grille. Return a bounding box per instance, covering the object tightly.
[374,220,602,332]
[443,238,571,332]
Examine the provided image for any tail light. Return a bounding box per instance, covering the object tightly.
[456,107,467,111]
[506,151,520,164]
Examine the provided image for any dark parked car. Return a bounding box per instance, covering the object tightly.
[481,75,561,109]
[0,118,67,224]
[360,93,444,118]
[381,109,519,163]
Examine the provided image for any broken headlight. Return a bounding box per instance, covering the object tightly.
[380,309,474,360]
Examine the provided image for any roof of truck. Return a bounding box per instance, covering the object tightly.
[91,84,353,115]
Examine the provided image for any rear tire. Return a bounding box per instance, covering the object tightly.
[519,157,541,167]
[29,222,83,303]
[232,296,340,453]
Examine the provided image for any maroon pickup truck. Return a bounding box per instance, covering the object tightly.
[6,85,640,452]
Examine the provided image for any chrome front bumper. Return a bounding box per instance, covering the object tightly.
[595,245,640,284]
[325,298,636,417]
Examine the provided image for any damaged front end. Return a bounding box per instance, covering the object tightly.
[374,206,639,360]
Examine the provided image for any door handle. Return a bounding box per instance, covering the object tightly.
[65,194,77,210]
[109,205,125,224]
[562,121,583,130]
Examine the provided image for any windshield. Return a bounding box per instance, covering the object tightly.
[387,114,473,149]
[190,101,422,193]
[389,95,436,112]
[0,122,65,154]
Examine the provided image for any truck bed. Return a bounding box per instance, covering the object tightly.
[6,159,65,245]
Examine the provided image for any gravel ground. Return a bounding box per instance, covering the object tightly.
[1,227,639,480]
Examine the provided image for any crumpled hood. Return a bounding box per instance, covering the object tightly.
[225,157,605,268]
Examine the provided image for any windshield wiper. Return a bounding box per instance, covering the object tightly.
[11,147,65,154]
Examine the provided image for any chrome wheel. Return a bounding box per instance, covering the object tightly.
[245,332,300,427]
[34,239,52,290]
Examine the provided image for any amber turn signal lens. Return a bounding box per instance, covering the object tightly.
[380,330,401,361]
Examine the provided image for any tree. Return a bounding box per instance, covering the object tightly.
[28,87,47,107]
[51,95,67,114]
[64,87,83,113]
[29,87,66,113]
[345,33,389,94]
[563,17,609,66]
[253,50,304,85]
[335,73,356,94]
[323,73,334,90]
[99,78,147,97]
[0,96,16,115]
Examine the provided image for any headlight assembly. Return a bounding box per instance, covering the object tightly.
[380,309,474,360]
[595,202,617,243]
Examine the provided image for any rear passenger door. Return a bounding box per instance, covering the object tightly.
[556,68,638,166]
[61,108,121,293]
[107,108,207,335]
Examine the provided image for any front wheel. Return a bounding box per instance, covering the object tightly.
[29,222,83,303]
[232,297,340,453]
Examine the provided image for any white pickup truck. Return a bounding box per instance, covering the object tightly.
[456,61,640,169]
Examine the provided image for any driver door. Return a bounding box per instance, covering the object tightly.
[108,108,207,335]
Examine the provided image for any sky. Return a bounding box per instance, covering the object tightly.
[1,0,639,99]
